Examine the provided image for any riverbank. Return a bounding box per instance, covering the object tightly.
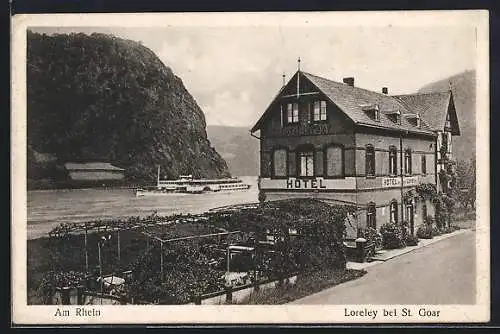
[27,178,153,191]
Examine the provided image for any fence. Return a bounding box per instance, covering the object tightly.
[52,286,125,305]
[191,272,299,305]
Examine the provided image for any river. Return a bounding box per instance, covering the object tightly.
[27,176,259,240]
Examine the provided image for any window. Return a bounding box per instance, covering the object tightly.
[365,145,375,177]
[445,112,451,130]
[286,103,299,123]
[299,151,314,177]
[389,146,398,176]
[404,149,412,175]
[390,200,398,224]
[422,203,428,220]
[326,146,344,177]
[421,155,427,175]
[367,203,376,229]
[272,149,287,177]
[313,101,327,121]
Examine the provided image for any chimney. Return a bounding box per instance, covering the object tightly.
[343,77,354,87]
[382,87,388,95]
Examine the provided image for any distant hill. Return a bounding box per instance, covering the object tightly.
[27,31,230,185]
[418,70,476,162]
[206,126,259,176]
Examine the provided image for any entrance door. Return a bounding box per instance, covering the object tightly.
[406,204,414,235]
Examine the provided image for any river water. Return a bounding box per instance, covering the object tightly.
[27,176,259,240]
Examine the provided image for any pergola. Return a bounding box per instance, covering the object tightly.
[47,205,259,275]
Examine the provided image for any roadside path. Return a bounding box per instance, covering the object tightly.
[292,230,476,304]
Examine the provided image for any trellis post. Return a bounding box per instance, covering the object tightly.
[84,224,89,273]
[160,240,164,280]
[117,229,121,262]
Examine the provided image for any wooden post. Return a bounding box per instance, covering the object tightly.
[225,286,233,304]
[226,246,230,274]
[84,225,89,273]
[77,285,85,305]
[61,287,71,305]
[194,294,202,305]
[98,242,103,305]
[160,241,164,280]
[117,230,121,262]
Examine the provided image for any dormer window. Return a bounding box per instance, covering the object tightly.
[313,100,327,121]
[286,103,299,124]
[361,104,380,122]
[385,110,401,124]
[405,113,421,128]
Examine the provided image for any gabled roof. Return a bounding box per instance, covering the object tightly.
[251,71,436,136]
[392,91,460,135]
[65,162,125,171]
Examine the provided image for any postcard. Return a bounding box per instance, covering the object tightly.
[11,10,490,325]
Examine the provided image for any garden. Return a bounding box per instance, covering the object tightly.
[355,183,466,260]
[29,198,366,305]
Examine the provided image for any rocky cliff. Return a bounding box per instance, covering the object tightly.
[27,31,230,183]
[419,70,476,163]
[206,125,259,176]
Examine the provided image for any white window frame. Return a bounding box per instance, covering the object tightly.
[287,103,299,124]
[299,151,315,177]
[313,100,327,121]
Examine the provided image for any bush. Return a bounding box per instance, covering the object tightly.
[379,223,406,249]
[424,215,435,226]
[416,225,433,239]
[432,226,441,236]
[441,226,455,234]
[358,227,383,251]
[405,234,419,246]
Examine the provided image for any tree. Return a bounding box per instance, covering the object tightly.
[454,158,476,209]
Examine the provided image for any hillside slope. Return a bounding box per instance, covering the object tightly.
[418,70,476,162]
[206,126,259,176]
[27,31,230,183]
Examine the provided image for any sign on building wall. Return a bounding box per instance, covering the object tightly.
[280,123,330,136]
[381,176,419,188]
[259,177,356,190]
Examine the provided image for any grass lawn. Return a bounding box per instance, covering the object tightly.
[235,268,367,305]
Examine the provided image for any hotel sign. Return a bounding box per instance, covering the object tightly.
[259,177,356,190]
[286,178,327,189]
[381,176,419,188]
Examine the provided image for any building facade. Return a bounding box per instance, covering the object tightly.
[65,162,125,181]
[251,70,460,238]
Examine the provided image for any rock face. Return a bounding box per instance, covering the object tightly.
[206,125,259,176]
[27,31,230,182]
[419,70,476,163]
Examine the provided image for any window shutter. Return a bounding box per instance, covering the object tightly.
[261,152,271,177]
[315,150,323,176]
[326,146,343,177]
[288,151,296,176]
[273,149,287,177]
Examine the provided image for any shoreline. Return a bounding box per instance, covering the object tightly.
[27,180,152,191]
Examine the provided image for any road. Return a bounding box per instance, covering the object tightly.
[292,230,476,304]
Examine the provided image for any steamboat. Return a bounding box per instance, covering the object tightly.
[135,167,251,197]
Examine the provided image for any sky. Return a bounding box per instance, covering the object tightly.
[32,24,477,128]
